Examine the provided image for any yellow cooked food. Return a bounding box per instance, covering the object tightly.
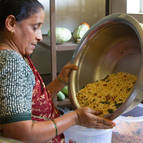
[77,72,137,117]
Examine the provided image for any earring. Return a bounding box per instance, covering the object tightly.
[10,30,14,36]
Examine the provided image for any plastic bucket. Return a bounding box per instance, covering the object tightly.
[64,125,112,143]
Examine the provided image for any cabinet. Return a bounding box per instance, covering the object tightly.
[39,0,109,81]
[49,0,78,80]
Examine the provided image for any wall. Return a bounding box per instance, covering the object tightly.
[31,0,106,74]
[39,0,106,34]
[109,0,126,13]
[31,45,74,74]
[109,0,143,23]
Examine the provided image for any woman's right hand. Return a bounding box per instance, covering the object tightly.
[75,107,115,129]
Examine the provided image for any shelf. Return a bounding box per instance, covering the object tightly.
[39,34,50,47]
[55,98,71,106]
[47,0,108,80]
[53,97,72,108]
[56,42,78,51]
[40,34,78,51]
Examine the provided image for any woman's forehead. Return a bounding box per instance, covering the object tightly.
[21,8,45,24]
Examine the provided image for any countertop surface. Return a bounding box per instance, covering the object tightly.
[112,122,143,143]
[112,104,143,143]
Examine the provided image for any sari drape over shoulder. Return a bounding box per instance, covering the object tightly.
[27,57,64,143]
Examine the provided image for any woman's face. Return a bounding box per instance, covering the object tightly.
[13,8,45,56]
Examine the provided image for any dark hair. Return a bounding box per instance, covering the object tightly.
[0,0,44,30]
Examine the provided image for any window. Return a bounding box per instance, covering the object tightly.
[127,0,143,14]
[110,0,143,23]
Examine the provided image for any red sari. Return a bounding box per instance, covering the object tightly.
[27,57,64,143]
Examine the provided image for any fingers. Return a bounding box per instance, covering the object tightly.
[76,107,115,129]
[86,117,115,129]
[90,116,115,129]
[57,63,78,84]
[83,118,115,129]
[63,64,78,71]
[60,63,78,76]
[95,117,115,127]
[58,64,78,83]
[93,123,114,129]
[90,112,115,128]
[95,121,115,129]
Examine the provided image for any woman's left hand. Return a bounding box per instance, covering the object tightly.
[58,63,78,84]
[46,63,78,96]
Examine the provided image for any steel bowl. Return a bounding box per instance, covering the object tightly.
[69,13,143,120]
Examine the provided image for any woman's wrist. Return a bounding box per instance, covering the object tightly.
[73,110,79,125]
[57,75,67,85]
[50,119,58,136]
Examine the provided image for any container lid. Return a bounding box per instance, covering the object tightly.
[64,125,112,136]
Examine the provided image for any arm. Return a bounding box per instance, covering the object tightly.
[0,54,115,143]
[1,107,115,143]
[1,111,78,143]
[46,63,78,96]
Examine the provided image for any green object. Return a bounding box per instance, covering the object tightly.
[51,119,58,136]
[57,91,65,101]
[73,23,90,42]
[108,109,114,113]
[48,27,72,44]
[61,86,68,96]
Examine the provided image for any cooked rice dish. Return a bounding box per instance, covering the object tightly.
[77,72,137,117]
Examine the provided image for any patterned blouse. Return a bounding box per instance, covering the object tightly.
[0,50,64,143]
[0,50,35,123]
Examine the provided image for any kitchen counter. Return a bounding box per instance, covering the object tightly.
[112,104,143,143]
[112,124,143,143]
[112,122,143,143]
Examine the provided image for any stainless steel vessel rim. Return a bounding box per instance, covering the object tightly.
[70,13,143,120]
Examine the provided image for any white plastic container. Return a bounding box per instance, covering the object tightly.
[64,125,112,143]
[112,103,143,143]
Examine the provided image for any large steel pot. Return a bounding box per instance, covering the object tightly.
[69,13,143,120]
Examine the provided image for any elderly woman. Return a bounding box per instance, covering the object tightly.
[0,0,115,143]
